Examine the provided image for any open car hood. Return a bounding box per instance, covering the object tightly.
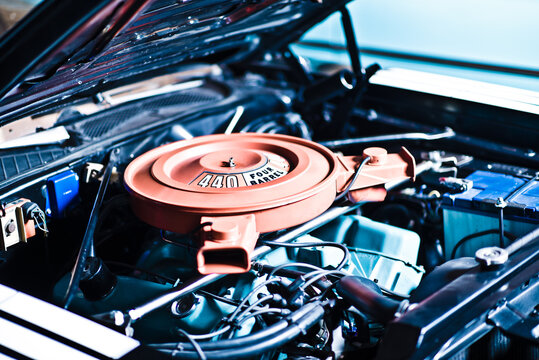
[0,0,348,122]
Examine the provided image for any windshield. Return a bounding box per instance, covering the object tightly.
[0,0,42,37]
[292,0,539,92]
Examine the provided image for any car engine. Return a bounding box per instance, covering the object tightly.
[0,63,537,360]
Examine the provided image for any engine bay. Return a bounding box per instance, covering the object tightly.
[0,63,537,360]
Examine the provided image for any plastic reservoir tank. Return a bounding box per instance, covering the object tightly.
[271,215,423,295]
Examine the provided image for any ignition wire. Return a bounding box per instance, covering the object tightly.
[176,328,207,360]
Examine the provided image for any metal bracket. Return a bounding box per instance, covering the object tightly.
[487,275,539,343]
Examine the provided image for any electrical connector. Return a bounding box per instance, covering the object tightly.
[0,199,45,251]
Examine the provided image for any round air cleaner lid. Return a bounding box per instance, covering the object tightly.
[124,133,415,274]
[124,133,341,232]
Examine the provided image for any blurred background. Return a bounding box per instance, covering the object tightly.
[292,0,539,91]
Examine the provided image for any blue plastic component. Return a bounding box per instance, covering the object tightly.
[264,216,423,295]
[442,170,539,220]
[46,170,80,218]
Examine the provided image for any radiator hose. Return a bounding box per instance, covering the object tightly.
[335,276,409,323]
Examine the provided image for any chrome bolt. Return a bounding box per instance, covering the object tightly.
[5,220,15,235]
[367,109,378,121]
[495,197,507,208]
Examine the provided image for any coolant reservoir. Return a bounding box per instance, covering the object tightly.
[312,215,423,295]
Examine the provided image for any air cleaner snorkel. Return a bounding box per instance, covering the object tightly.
[197,215,258,274]
[124,133,415,275]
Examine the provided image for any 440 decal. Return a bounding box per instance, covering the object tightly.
[193,164,288,188]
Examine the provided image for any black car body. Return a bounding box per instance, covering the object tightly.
[0,1,537,359]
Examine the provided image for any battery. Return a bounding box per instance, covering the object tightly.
[442,170,538,259]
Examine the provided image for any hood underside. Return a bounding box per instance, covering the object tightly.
[0,0,348,122]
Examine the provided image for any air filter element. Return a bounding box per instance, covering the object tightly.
[124,133,415,274]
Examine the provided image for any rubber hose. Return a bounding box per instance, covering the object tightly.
[336,276,406,323]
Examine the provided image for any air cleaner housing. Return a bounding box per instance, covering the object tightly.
[124,133,415,274]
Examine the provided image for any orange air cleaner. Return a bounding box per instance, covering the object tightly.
[124,133,415,274]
